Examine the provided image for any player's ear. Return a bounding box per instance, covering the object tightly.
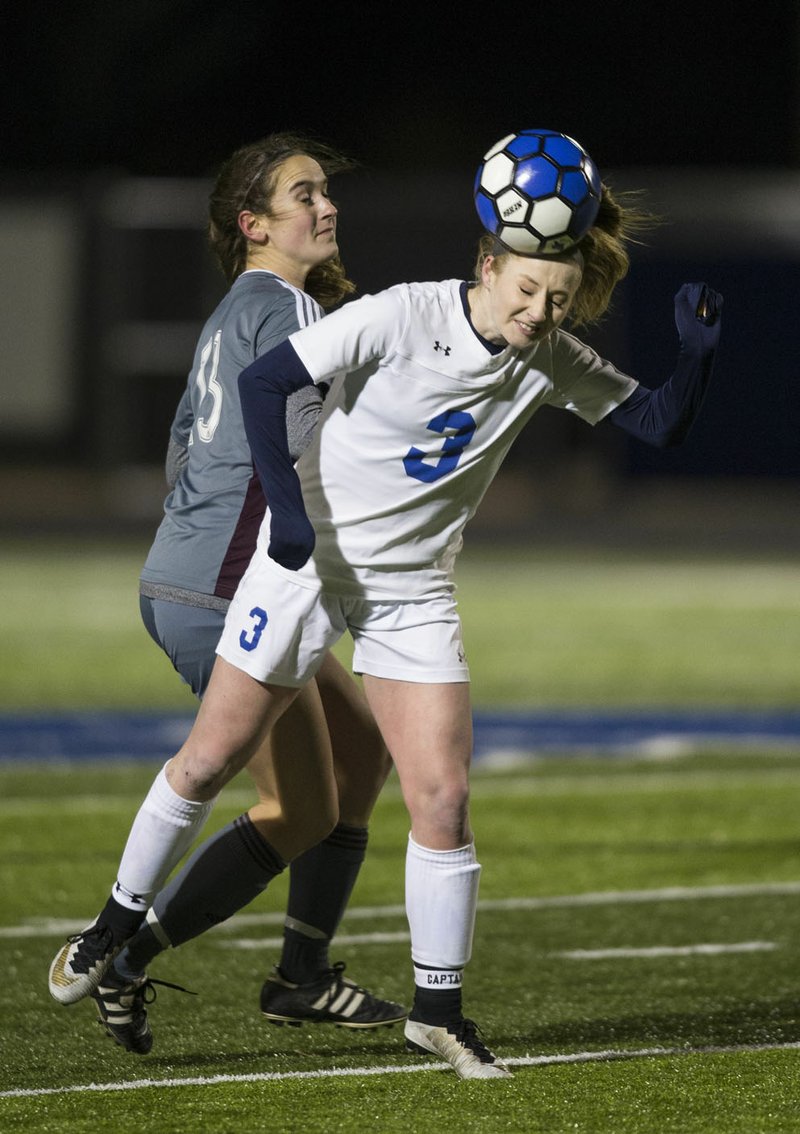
[480,255,497,286]
[238,210,269,245]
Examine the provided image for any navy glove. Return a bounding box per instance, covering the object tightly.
[674,282,723,355]
[267,509,316,571]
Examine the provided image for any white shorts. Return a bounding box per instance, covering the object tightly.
[216,555,470,686]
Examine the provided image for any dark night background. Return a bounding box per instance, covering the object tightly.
[2,1,798,538]
[3,2,798,177]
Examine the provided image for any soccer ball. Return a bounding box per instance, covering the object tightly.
[474,130,602,255]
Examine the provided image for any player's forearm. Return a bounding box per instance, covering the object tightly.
[165,436,189,488]
[286,384,324,463]
[608,348,717,447]
[238,342,317,570]
[608,282,723,448]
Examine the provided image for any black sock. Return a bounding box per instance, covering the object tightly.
[97,892,148,941]
[279,823,368,984]
[120,814,286,973]
[410,966,463,1026]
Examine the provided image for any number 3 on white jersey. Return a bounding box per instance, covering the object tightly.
[195,330,224,443]
[403,409,476,483]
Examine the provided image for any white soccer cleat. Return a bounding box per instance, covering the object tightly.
[405,1017,513,1079]
[48,920,126,1005]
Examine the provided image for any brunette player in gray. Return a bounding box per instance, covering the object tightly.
[49,134,404,1038]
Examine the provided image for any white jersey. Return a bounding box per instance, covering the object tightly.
[259,279,638,600]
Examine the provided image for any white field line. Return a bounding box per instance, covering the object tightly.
[4,1040,800,1099]
[6,880,800,940]
[558,941,776,960]
[222,931,410,949]
[218,936,778,956]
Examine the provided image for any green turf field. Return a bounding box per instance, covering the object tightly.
[0,538,797,709]
[3,754,800,1132]
[1,539,799,1131]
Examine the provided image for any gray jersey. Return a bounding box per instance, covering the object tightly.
[140,270,324,608]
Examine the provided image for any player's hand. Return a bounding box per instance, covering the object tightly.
[267,512,316,571]
[674,282,723,354]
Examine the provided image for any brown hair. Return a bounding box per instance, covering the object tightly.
[473,184,657,327]
[207,132,357,309]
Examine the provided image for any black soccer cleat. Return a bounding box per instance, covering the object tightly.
[260,962,407,1029]
[91,971,195,1055]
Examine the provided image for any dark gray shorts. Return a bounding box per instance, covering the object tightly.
[139,595,227,699]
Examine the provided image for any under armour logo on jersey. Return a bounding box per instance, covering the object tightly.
[434,341,451,356]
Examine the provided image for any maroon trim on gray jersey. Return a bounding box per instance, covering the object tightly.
[214,469,266,600]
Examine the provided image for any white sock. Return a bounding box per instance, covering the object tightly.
[112,762,216,912]
[405,835,481,969]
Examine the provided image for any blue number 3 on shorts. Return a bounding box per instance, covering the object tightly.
[239,606,268,652]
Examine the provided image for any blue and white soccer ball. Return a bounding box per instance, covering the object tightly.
[474,130,602,255]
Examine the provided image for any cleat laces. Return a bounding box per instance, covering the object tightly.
[65,923,118,975]
[450,1018,496,1064]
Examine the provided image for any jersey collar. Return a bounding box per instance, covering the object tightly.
[460,282,505,355]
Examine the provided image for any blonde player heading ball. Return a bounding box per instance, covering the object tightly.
[51,131,722,1079]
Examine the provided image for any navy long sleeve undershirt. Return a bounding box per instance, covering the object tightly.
[607,343,717,448]
[238,340,316,570]
[607,281,722,447]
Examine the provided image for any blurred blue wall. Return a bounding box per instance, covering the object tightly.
[0,169,797,542]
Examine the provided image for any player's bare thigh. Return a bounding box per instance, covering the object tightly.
[245,649,392,826]
[245,672,340,860]
[314,652,393,823]
[166,655,298,802]
[361,675,473,850]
